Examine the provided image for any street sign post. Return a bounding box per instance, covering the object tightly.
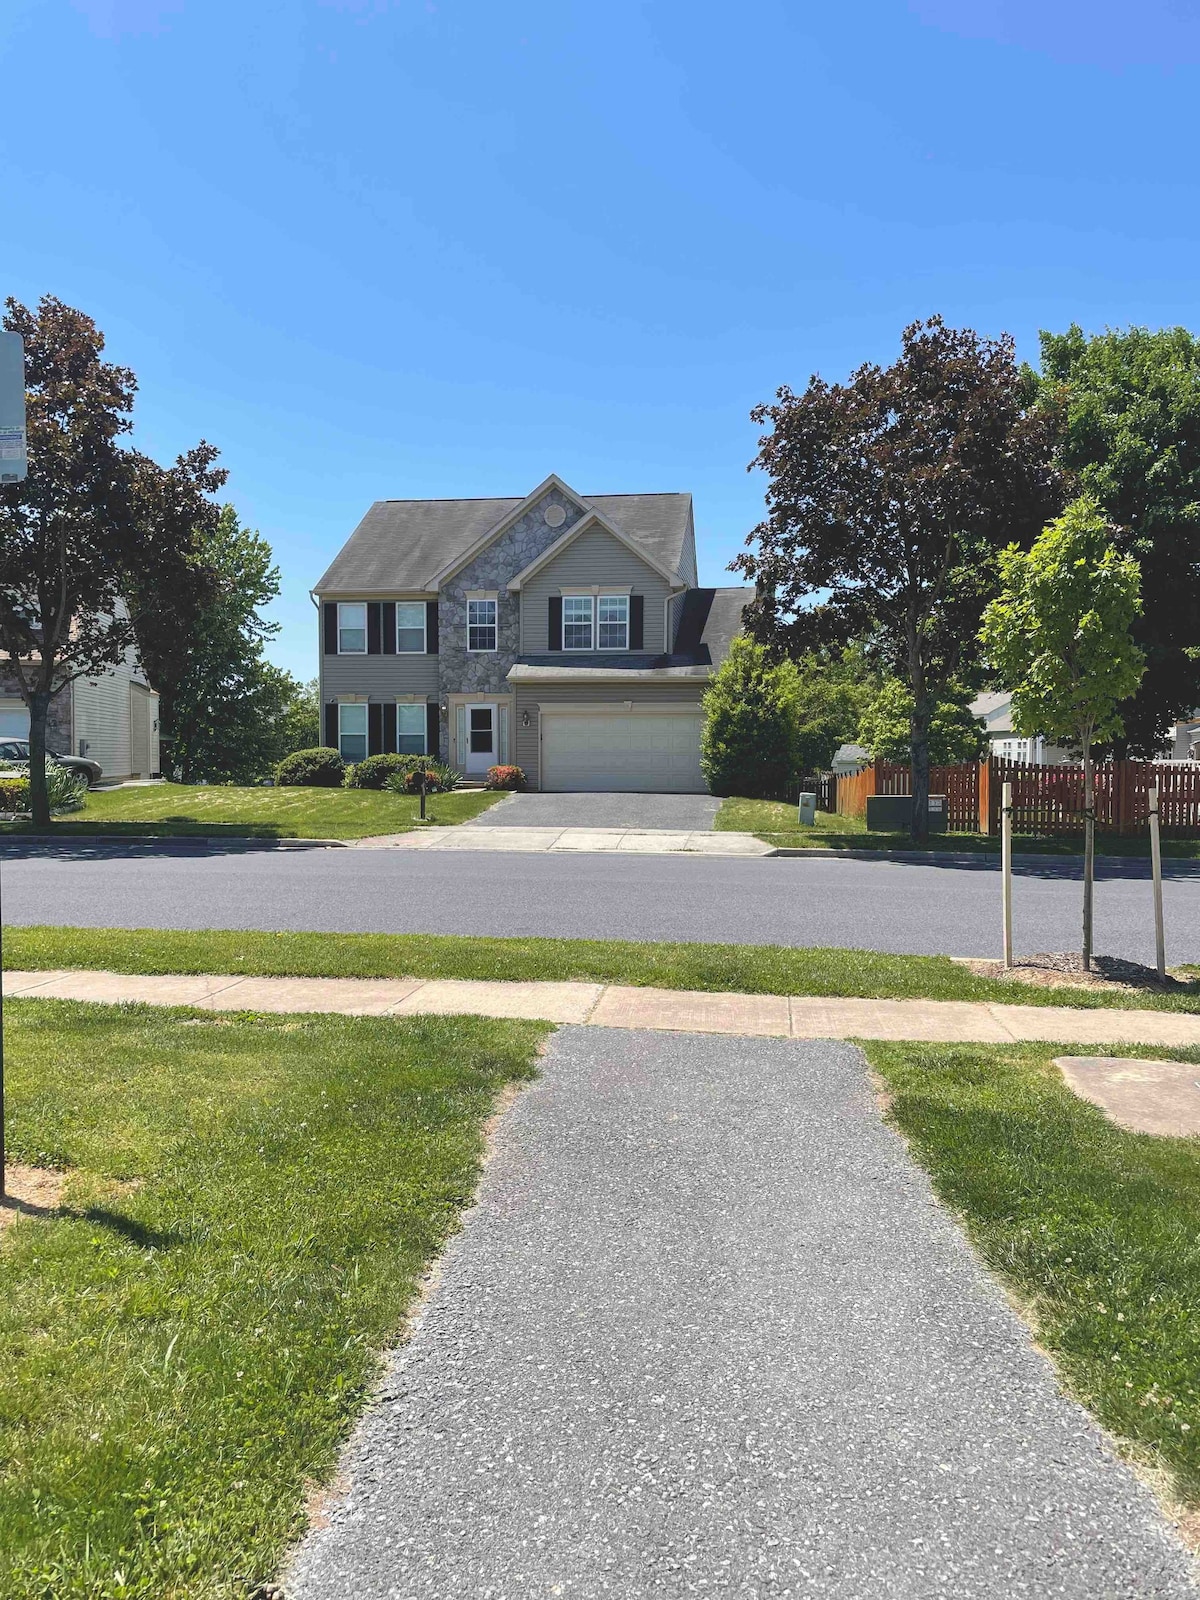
[0,330,27,484]
[0,329,24,1199]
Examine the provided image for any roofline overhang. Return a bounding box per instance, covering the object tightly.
[507,664,712,684]
[429,472,584,587]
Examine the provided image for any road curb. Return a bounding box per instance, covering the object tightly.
[0,833,350,850]
[769,846,1195,870]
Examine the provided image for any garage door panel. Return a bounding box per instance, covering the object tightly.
[542,710,706,793]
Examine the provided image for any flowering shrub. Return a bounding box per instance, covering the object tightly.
[384,761,459,797]
[484,765,526,790]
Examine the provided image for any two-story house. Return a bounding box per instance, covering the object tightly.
[313,474,749,792]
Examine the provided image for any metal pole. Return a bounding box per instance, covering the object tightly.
[1149,785,1166,980]
[1002,780,1013,969]
[420,772,427,822]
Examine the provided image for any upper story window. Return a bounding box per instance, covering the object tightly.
[563,595,593,651]
[396,601,426,653]
[338,602,367,654]
[467,598,497,652]
[597,594,629,650]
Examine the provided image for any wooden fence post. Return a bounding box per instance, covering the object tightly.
[978,756,991,836]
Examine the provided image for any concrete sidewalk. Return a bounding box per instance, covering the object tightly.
[356,825,775,856]
[8,968,1200,1044]
[287,1029,1200,1598]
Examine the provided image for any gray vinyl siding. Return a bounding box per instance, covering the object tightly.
[667,591,686,651]
[72,645,154,779]
[321,653,440,698]
[514,679,707,790]
[520,525,675,653]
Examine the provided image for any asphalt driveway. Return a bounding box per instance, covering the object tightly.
[475,790,721,829]
[288,1027,1197,1598]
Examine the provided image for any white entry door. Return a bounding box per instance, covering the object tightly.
[541,708,706,792]
[465,703,496,776]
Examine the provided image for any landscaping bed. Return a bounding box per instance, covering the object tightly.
[9,925,1200,1014]
[868,1038,1200,1526]
[0,999,547,1598]
[0,782,501,840]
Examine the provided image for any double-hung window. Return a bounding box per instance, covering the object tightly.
[338,602,367,654]
[396,601,426,653]
[467,598,497,652]
[396,702,426,754]
[597,594,629,650]
[562,595,594,651]
[338,703,368,762]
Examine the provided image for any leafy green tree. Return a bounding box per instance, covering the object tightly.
[736,316,1061,841]
[856,679,985,764]
[133,505,293,783]
[979,496,1144,968]
[0,296,223,822]
[279,678,320,755]
[1036,325,1200,756]
[701,637,803,797]
[791,645,880,770]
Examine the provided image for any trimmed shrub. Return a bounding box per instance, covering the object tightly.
[701,637,804,798]
[0,775,30,812]
[275,747,346,787]
[485,765,526,790]
[384,761,459,797]
[344,753,420,790]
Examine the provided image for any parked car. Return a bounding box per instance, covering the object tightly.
[0,739,103,787]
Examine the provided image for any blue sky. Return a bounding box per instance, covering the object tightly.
[3,0,1199,681]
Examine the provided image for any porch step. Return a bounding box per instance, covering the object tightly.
[455,780,489,790]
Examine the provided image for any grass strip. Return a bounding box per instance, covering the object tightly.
[716,797,1200,858]
[8,924,1200,1013]
[0,783,502,841]
[866,1039,1200,1510]
[0,998,548,1598]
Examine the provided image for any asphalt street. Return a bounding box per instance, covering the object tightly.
[287,1028,1199,1598]
[1,841,1196,963]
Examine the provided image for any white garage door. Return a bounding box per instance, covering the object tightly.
[0,703,29,738]
[541,709,706,793]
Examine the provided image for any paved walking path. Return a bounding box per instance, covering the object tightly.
[357,825,775,855]
[8,967,1200,1044]
[287,1029,1200,1598]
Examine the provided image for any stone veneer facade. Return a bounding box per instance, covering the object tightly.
[434,485,587,759]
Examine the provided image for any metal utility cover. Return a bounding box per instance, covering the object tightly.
[0,331,27,484]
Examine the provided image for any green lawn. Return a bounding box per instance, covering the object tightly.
[0,999,547,1599]
[716,796,1200,858]
[0,782,502,840]
[868,1039,1200,1510]
[10,925,1200,1014]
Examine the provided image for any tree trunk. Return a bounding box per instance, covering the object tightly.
[26,690,52,828]
[1082,741,1095,972]
[910,692,931,845]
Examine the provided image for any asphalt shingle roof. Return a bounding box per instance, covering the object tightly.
[314,492,695,593]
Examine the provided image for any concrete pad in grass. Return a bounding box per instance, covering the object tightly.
[1056,1055,1200,1137]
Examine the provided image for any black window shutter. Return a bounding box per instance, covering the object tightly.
[426,702,440,758]
[548,595,563,651]
[367,603,382,655]
[630,594,644,651]
[426,600,439,654]
[324,702,338,748]
[383,702,397,753]
[382,602,396,654]
[323,603,338,654]
[368,701,383,755]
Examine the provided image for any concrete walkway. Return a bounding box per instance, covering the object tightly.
[287,1028,1200,1598]
[357,825,774,855]
[8,968,1200,1044]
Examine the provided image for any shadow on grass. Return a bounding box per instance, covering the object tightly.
[80,1207,183,1251]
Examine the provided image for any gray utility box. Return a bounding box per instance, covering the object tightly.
[797,792,817,826]
[866,794,948,833]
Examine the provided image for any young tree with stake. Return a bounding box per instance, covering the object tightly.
[979,496,1144,969]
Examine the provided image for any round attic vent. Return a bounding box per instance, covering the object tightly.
[543,503,566,528]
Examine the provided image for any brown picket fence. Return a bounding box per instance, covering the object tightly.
[831,755,1200,836]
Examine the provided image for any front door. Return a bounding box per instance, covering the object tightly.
[465,703,496,776]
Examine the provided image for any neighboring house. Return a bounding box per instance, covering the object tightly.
[313,474,751,792]
[0,630,160,781]
[970,691,1074,765]
[1166,714,1200,760]
[831,742,869,774]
